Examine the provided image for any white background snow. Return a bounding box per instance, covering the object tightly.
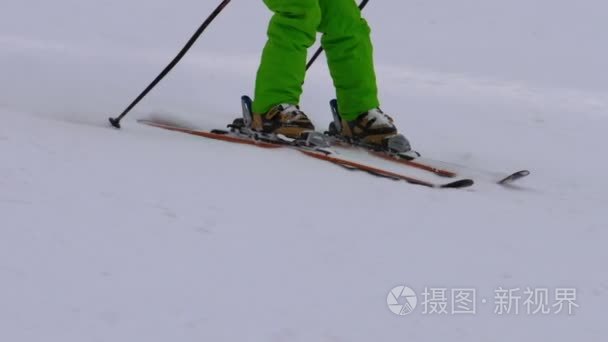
[1,0,607,341]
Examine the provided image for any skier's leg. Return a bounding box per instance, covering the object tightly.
[317,0,379,121]
[318,0,406,150]
[252,0,321,114]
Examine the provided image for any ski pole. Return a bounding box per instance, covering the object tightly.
[306,0,370,71]
[109,0,231,129]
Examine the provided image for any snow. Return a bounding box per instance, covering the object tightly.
[1,0,607,341]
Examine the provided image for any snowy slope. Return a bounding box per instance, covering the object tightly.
[1,1,607,341]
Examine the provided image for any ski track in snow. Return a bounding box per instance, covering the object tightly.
[1,2,607,341]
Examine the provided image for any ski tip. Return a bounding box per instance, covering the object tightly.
[498,170,531,185]
[440,179,474,189]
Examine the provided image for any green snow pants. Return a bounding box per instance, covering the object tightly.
[252,0,379,121]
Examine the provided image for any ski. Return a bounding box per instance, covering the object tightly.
[326,99,530,185]
[327,138,457,178]
[137,118,474,189]
[137,95,529,189]
[396,155,531,186]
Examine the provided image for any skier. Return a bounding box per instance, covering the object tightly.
[250,0,403,149]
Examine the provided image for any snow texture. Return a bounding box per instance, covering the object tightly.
[1,0,607,341]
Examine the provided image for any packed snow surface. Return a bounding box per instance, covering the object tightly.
[1,1,606,341]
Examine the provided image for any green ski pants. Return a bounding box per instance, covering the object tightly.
[252,0,379,121]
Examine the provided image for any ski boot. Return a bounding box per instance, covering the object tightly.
[230,96,329,148]
[327,99,419,159]
[240,97,314,139]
